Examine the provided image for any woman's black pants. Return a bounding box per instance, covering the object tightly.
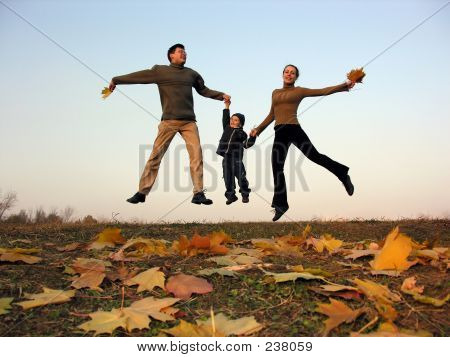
[271,124,349,211]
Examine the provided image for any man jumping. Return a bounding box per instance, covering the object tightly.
[109,44,230,205]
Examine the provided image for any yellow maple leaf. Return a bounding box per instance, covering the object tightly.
[79,309,127,336]
[0,247,42,264]
[124,267,165,293]
[88,228,126,250]
[316,298,366,336]
[101,87,112,99]
[16,287,76,310]
[163,319,218,337]
[0,297,13,315]
[78,297,179,335]
[370,226,417,271]
[197,313,263,336]
[110,237,169,261]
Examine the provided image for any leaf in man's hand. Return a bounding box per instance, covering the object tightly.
[101,87,112,99]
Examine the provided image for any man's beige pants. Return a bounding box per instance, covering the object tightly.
[139,120,203,195]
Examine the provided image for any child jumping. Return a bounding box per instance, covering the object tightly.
[216,100,256,204]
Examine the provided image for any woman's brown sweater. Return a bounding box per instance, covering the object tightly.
[255,82,349,134]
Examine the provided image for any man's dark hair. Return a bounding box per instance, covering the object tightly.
[283,64,300,78]
[167,43,185,62]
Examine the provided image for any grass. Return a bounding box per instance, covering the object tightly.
[0,219,449,337]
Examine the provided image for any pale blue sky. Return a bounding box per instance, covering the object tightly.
[1,0,449,222]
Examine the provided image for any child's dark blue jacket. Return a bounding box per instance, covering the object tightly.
[216,109,256,157]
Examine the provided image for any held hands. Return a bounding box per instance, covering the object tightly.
[249,128,258,137]
[224,98,231,110]
[109,80,116,92]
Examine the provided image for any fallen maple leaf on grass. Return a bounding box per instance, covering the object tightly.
[0,297,13,315]
[125,267,165,293]
[110,237,169,261]
[370,227,417,272]
[306,234,343,254]
[56,242,81,252]
[163,313,263,337]
[78,297,179,335]
[316,298,366,336]
[15,287,76,310]
[309,283,362,300]
[87,228,126,250]
[352,278,401,305]
[70,258,110,290]
[0,247,42,264]
[172,231,233,256]
[165,274,213,300]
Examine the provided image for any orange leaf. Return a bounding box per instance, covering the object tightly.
[165,274,213,300]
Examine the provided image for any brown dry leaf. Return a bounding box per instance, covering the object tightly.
[0,247,42,264]
[310,283,362,300]
[79,297,179,335]
[106,265,140,282]
[110,237,170,261]
[413,249,440,261]
[165,274,213,300]
[375,301,398,321]
[16,287,76,310]
[0,297,13,315]
[71,258,109,290]
[347,67,366,83]
[125,267,165,293]
[316,298,366,336]
[351,321,432,337]
[87,228,126,250]
[352,278,401,305]
[370,226,418,271]
[56,243,81,252]
[228,247,264,259]
[101,87,112,99]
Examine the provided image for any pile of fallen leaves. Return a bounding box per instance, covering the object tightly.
[0,225,448,336]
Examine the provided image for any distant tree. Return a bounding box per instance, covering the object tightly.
[34,207,47,224]
[0,190,18,220]
[4,209,30,224]
[62,206,75,223]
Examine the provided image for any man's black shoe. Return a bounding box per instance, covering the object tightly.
[126,192,146,204]
[226,195,239,205]
[242,195,249,203]
[192,192,213,205]
[342,174,354,196]
[272,207,288,222]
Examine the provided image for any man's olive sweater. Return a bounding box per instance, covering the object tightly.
[112,63,224,121]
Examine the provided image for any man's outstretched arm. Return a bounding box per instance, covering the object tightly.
[109,66,159,91]
[194,73,230,102]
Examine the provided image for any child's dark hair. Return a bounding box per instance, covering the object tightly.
[283,64,300,78]
[233,113,245,127]
[167,43,185,62]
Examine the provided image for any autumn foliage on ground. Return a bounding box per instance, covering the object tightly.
[0,220,449,336]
